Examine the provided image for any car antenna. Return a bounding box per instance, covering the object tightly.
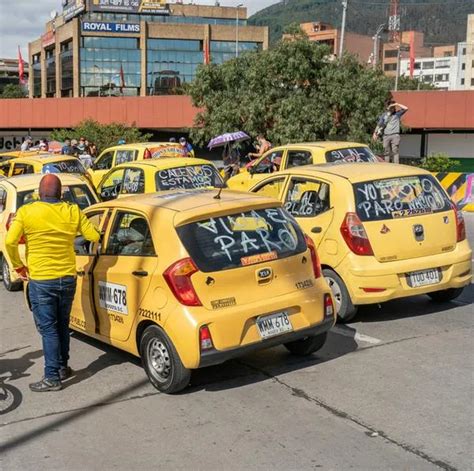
[214,184,224,200]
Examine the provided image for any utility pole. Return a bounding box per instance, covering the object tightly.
[372,24,385,68]
[388,0,401,90]
[338,0,348,58]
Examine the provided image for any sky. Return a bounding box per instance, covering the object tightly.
[0,0,279,59]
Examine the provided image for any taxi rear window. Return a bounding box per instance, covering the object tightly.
[326,147,378,163]
[155,164,223,191]
[17,184,96,210]
[177,207,306,272]
[354,175,452,221]
[42,160,86,175]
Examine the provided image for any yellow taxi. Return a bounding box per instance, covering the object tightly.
[63,189,335,393]
[0,154,87,178]
[96,158,223,201]
[88,142,187,187]
[249,163,472,322]
[227,142,380,192]
[0,150,49,163]
[0,173,98,291]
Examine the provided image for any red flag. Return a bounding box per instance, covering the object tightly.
[409,32,415,79]
[18,46,26,85]
[203,40,210,65]
[119,64,125,93]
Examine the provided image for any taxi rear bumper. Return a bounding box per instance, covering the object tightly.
[199,317,334,368]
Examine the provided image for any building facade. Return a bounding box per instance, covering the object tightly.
[459,14,474,90]
[28,1,268,98]
[0,58,28,94]
[399,55,458,90]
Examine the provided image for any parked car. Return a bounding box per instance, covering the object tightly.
[0,154,86,178]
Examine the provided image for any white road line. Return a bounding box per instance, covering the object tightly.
[332,326,382,345]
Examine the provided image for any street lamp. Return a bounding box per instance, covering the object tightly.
[236,3,243,58]
[372,24,385,69]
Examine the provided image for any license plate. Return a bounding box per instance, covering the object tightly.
[407,268,441,288]
[256,311,293,339]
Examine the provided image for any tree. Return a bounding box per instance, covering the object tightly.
[394,75,436,91]
[50,119,152,153]
[0,84,27,99]
[188,39,392,146]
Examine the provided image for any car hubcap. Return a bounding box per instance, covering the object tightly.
[148,339,171,382]
[325,276,342,313]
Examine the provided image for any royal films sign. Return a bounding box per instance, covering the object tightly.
[82,21,140,33]
[88,0,169,15]
[63,0,86,21]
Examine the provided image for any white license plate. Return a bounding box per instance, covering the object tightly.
[256,311,293,339]
[407,268,440,288]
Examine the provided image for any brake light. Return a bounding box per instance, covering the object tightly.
[144,148,152,160]
[304,234,322,279]
[199,325,213,351]
[6,213,25,244]
[340,212,374,256]
[362,287,386,293]
[324,293,334,318]
[452,204,466,242]
[163,257,202,306]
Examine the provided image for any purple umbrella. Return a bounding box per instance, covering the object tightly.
[207,131,250,149]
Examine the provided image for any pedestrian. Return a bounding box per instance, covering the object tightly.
[61,138,73,155]
[248,134,272,160]
[70,139,79,156]
[77,137,86,155]
[222,142,240,180]
[5,174,100,392]
[21,136,33,152]
[169,137,177,143]
[373,99,408,164]
[88,141,97,158]
[179,137,195,157]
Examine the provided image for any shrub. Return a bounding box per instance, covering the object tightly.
[418,153,460,172]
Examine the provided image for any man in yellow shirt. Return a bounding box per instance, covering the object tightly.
[6,174,100,392]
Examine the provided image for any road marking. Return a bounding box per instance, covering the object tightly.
[332,326,382,345]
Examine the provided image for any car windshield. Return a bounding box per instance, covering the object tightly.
[42,160,86,174]
[177,207,306,272]
[354,175,452,221]
[17,184,96,210]
[326,147,378,163]
[155,164,223,191]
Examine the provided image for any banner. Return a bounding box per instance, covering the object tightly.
[63,0,86,21]
[88,0,169,15]
[41,30,55,48]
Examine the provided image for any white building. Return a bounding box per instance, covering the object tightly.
[399,56,458,90]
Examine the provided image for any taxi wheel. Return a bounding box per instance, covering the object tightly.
[140,325,191,394]
[323,268,357,323]
[284,332,327,356]
[428,287,464,303]
[1,257,22,292]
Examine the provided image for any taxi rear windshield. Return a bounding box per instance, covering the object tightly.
[155,164,223,191]
[177,207,306,272]
[354,175,452,221]
[17,184,96,210]
[42,160,86,175]
[326,147,378,163]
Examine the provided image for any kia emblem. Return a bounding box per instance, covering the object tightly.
[258,268,272,279]
[380,224,390,234]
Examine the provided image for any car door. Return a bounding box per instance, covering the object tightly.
[0,162,12,177]
[98,168,126,201]
[283,176,334,247]
[93,210,158,342]
[283,150,313,170]
[115,149,138,166]
[71,209,111,334]
[11,163,34,176]
[120,167,145,196]
[89,150,115,187]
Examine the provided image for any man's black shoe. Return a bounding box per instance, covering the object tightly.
[59,366,72,381]
[29,378,62,392]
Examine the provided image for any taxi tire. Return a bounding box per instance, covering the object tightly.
[284,332,327,356]
[140,325,191,394]
[323,268,357,323]
[428,287,464,303]
[1,257,22,292]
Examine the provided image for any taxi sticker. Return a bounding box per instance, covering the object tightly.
[98,281,128,314]
[241,251,278,266]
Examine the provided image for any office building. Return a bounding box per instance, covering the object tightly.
[399,55,458,90]
[0,58,28,94]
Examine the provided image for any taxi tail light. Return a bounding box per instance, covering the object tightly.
[304,234,322,279]
[144,148,152,160]
[362,287,386,293]
[6,213,25,244]
[340,212,374,256]
[452,203,466,242]
[324,293,335,318]
[199,325,214,351]
[163,257,202,307]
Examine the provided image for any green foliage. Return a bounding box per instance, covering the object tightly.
[418,153,460,172]
[250,0,471,46]
[394,75,436,91]
[0,84,27,98]
[188,39,392,146]
[50,119,152,153]
[283,22,308,38]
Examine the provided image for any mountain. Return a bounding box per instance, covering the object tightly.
[249,0,473,46]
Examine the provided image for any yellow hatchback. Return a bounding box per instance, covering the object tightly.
[65,190,335,393]
[96,158,223,201]
[0,154,86,178]
[227,141,379,192]
[250,163,472,321]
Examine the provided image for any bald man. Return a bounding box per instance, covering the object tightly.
[6,174,100,392]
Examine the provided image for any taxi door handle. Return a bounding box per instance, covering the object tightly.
[77,270,86,277]
[132,270,148,277]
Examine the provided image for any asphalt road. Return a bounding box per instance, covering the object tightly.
[1,214,473,470]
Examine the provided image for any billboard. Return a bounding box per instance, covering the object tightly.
[41,30,56,48]
[63,0,86,21]
[88,0,169,15]
[82,21,140,33]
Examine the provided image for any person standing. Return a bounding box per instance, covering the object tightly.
[222,142,240,180]
[373,100,408,164]
[61,138,73,155]
[5,174,100,392]
[248,134,272,160]
[179,137,195,157]
[20,136,33,152]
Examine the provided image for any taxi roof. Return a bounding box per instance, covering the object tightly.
[10,154,77,165]
[104,142,177,152]
[115,157,212,170]
[278,162,431,183]
[273,141,367,150]
[1,173,89,190]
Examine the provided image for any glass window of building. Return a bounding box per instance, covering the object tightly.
[45,47,56,97]
[384,49,398,58]
[210,41,262,64]
[60,41,73,97]
[422,61,434,70]
[80,37,141,97]
[147,38,203,95]
[32,53,41,98]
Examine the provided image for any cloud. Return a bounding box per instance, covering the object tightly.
[0,0,279,58]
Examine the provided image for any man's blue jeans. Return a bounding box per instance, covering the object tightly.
[28,276,77,381]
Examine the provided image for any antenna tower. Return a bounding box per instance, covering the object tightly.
[388,0,400,43]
